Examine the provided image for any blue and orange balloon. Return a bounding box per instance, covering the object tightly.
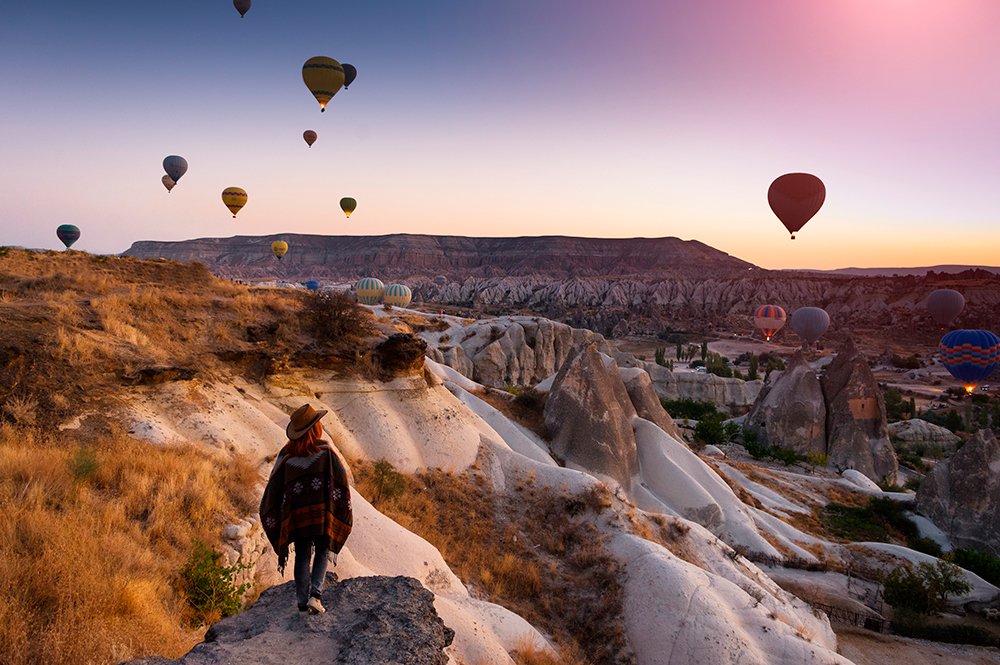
[305,280,320,291]
[754,305,786,341]
[939,329,1000,393]
[355,277,384,305]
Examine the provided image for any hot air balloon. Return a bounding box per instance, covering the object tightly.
[302,56,345,112]
[355,277,384,305]
[163,155,188,184]
[271,241,288,260]
[342,63,357,89]
[303,130,317,148]
[222,187,247,217]
[383,284,412,308]
[162,175,175,192]
[340,197,357,217]
[927,289,965,328]
[939,329,1000,393]
[56,224,80,249]
[768,173,825,240]
[433,275,447,287]
[754,305,786,341]
[790,307,830,345]
[234,0,250,17]
[305,280,320,291]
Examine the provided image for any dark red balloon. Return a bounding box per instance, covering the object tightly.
[234,0,251,17]
[768,173,825,240]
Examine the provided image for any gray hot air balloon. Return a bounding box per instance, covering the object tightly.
[433,275,447,286]
[926,289,965,328]
[163,155,188,183]
[790,307,830,345]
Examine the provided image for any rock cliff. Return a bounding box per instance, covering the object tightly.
[543,344,640,490]
[745,352,826,455]
[917,429,1000,558]
[822,339,898,481]
[746,341,899,481]
[121,575,454,665]
[422,316,612,388]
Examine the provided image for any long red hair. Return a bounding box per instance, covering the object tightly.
[284,421,323,457]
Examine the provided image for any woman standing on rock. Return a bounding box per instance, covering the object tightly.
[260,404,353,615]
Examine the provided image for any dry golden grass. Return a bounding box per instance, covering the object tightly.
[0,421,258,665]
[352,460,634,665]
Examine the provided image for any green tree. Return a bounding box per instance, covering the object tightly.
[701,341,708,361]
[372,459,405,505]
[694,415,726,447]
[748,354,759,381]
[676,341,682,360]
[884,388,906,421]
[654,347,666,367]
[944,409,963,433]
[882,560,971,615]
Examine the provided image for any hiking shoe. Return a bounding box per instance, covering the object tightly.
[306,596,326,614]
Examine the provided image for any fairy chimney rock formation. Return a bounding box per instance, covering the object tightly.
[543,343,640,490]
[917,429,1000,558]
[822,338,898,482]
[745,351,826,455]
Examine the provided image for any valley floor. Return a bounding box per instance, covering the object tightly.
[834,625,1000,665]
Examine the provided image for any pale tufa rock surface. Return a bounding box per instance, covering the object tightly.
[543,343,640,490]
[916,428,1000,558]
[822,338,898,482]
[745,351,826,455]
[888,418,961,448]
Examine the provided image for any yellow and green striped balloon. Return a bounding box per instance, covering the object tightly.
[355,277,384,305]
[302,56,345,112]
[383,284,412,308]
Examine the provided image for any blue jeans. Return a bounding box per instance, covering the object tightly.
[293,540,329,608]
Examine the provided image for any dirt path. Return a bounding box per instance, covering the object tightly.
[835,626,1000,665]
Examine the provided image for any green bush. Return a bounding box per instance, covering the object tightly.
[67,445,100,484]
[890,354,921,370]
[723,421,740,443]
[908,536,943,558]
[660,398,718,421]
[372,459,405,505]
[944,409,964,433]
[883,560,972,616]
[179,540,251,624]
[950,547,1000,587]
[823,497,920,544]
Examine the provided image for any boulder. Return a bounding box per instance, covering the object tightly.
[744,351,826,455]
[121,575,454,665]
[917,429,1000,558]
[887,418,961,448]
[822,339,898,482]
[619,368,682,439]
[543,344,639,490]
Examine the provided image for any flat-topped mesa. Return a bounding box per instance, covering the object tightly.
[122,233,755,280]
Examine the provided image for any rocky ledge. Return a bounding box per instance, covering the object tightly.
[121,575,454,665]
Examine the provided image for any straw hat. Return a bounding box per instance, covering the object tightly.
[286,404,327,440]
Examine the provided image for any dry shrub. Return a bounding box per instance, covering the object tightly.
[0,422,259,665]
[301,291,377,351]
[476,387,549,441]
[352,460,634,664]
[512,633,585,665]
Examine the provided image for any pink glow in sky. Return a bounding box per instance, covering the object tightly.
[2,0,999,270]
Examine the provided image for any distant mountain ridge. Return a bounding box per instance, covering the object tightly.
[122,233,756,280]
[794,265,1000,277]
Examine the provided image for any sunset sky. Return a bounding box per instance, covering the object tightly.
[3,0,1000,270]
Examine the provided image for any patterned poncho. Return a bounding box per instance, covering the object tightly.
[259,443,353,574]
